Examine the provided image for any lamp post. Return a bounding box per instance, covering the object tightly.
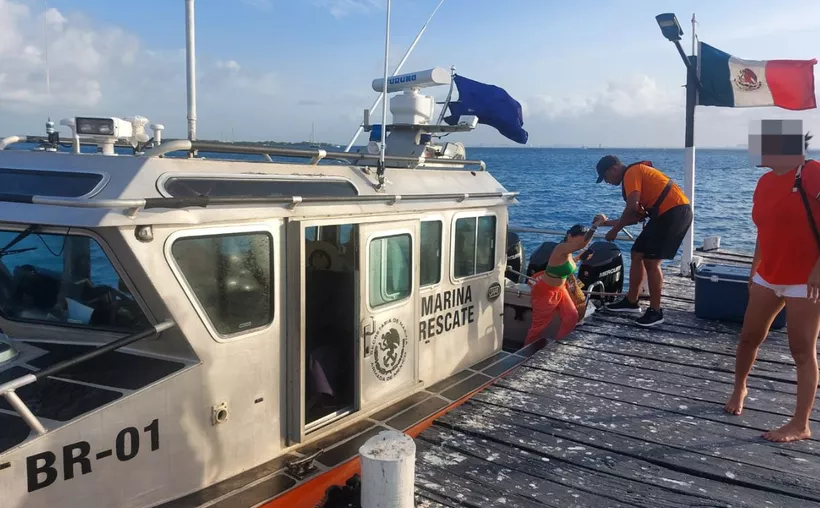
[656,13,699,276]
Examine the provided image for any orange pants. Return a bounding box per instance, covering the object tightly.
[525,277,579,346]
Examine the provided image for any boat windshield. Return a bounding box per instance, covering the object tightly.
[0,228,150,332]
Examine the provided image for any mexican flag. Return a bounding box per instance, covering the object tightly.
[698,42,817,110]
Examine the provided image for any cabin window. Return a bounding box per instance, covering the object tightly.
[164,177,358,198]
[453,215,497,278]
[0,229,149,331]
[0,168,105,198]
[368,234,411,308]
[172,232,273,336]
[420,220,442,287]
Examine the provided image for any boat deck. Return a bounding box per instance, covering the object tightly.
[414,250,820,507]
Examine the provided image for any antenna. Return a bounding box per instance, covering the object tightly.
[43,0,51,112]
[343,0,445,153]
[185,0,197,142]
[376,0,391,188]
[691,13,697,55]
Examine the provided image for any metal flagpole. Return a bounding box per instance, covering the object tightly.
[680,12,698,276]
[43,0,51,108]
[344,0,446,153]
[185,0,197,142]
[376,0,391,188]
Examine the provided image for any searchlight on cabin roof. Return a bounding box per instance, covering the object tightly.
[59,116,164,155]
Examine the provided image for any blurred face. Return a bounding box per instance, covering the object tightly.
[749,120,805,173]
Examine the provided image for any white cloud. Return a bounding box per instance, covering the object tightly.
[0,0,144,110]
[0,0,278,135]
[528,75,683,121]
[314,0,382,18]
[216,60,242,72]
[240,0,274,11]
[711,4,820,45]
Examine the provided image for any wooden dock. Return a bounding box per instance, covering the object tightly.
[413,251,820,507]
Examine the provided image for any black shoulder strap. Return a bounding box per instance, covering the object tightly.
[621,161,676,219]
[794,164,820,249]
[647,180,674,219]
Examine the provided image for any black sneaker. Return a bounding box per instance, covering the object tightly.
[605,297,642,314]
[636,308,664,327]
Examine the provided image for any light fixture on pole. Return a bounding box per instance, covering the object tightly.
[655,13,682,42]
[656,12,700,277]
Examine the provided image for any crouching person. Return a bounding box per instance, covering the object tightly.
[525,218,604,345]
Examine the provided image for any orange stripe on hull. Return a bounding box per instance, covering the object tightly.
[261,340,545,508]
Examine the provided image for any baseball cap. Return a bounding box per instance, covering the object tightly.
[595,155,620,183]
[566,224,588,237]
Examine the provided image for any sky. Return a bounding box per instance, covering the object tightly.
[1,0,820,148]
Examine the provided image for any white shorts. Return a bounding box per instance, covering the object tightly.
[752,273,808,299]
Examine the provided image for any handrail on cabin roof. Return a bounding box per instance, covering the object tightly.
[1,136,488,172]
[141,140,488,171]
[0,191,518,218]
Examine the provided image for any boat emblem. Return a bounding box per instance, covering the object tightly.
[371,318,408,382]
[487,282,501,302]
[733,68,762,92]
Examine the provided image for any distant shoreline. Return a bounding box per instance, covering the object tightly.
[165,140,820,152]
[194,142,784,151]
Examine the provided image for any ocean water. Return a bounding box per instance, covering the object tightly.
[474,147,819,266]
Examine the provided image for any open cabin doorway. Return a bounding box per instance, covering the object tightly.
[303,223,358,431]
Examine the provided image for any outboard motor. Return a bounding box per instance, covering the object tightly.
[577,241,624,303]
[526,241,560,278]
[505,231,525,283]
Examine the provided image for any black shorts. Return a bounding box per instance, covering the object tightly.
[632,204,693,260]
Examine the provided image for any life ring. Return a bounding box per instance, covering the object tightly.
[308,249,332,270]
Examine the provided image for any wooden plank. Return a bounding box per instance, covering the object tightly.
[466,389,820,503]
[525,348,810,420]
[586,312,785,347]
[698,250,755,262]
[591,307,737,335]
[416,437,637,508]
[651,299,693,312]
[495,367,820,459]
[593,306,790,339]
[414,442,552,508]
[588,306,790,344]
[578,321,797,366]
[564,331,797,383]
[577,321,789,363]
[433,401,817,507]
[552,342,802,396]
[415,495,459,508]
[657,277,697,292]
[419,426,705,508]
[495,363,816,445]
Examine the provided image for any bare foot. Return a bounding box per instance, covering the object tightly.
[724,387,748,415]
[762,422,812,443]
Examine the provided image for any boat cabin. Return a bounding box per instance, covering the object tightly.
[0,72,519,506]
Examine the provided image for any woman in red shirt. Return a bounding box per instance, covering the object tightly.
[725,133,820,442]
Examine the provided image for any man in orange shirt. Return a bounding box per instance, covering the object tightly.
[594,155,693,327]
